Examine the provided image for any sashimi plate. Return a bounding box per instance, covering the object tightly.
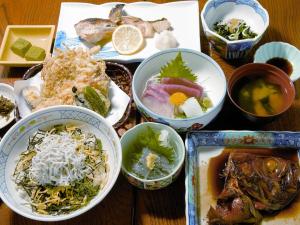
[185,131,300,225]
[54,1,200,62]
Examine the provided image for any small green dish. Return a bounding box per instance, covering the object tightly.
[120,122,185,190]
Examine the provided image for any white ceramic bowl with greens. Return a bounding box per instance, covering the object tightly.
[121,122,185,190]
[0,105,122,221]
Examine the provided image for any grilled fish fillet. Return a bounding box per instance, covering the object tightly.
[75,4,173,43]
[110,4,172,38]
[74,18,117,43]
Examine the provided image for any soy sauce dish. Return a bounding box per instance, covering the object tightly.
[228,63,295,122]
[120,122,185,190]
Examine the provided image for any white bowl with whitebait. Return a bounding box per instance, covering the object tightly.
[0,106,122,221]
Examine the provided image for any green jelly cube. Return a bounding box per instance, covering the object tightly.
[25,46,46,61]
[10,38,32,57]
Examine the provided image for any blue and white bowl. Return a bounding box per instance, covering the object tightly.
[201,0,269,59]
[0,106,122,221]
[254,42,300,82]
[132,48,227,132]
[121,122,185,190]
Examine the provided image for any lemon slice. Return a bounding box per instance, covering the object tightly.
[112,25,144,55]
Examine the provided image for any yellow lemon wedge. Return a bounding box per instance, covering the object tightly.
[169,92,188,106]
[112,25,144,55]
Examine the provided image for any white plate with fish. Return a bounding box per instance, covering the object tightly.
[13,48,131,126]
[186,131,300,225]
[0,83,16,129]
[54,1,200,62]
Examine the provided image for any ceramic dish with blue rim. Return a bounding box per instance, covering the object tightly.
[132,48,226,132]
[0,105,122,221]
[254,42,300,82]
[201,0,269,59]
[185,131,300,225]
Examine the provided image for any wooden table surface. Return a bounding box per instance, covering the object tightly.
[0,0,300,225]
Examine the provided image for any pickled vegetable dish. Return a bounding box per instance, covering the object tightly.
[0,95,15,119]
[13,124,108,215]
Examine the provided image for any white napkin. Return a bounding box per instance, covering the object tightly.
[14,73,130,126]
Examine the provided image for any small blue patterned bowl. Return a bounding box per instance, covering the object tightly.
[120,122,185,190]
[254,42,300,82]
[201,0,269,59]
[0,106,122,221]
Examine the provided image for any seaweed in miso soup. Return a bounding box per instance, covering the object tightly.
[234,77,284,116]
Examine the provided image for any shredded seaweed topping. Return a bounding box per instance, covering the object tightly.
[13,124,108,215]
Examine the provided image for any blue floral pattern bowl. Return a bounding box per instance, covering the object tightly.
[201,0,269,59]
[120,122,185,190]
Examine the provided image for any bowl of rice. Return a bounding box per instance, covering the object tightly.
[0,105,122,221]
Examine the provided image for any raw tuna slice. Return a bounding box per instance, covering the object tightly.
[159,83,202,97]
[161,77,203,92]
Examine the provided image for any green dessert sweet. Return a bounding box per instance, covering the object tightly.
[25,46,46,61]
[10,38,32,57]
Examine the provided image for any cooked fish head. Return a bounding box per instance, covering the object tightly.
[109,4,125,24]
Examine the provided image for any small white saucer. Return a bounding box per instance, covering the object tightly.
[254,42,300,82]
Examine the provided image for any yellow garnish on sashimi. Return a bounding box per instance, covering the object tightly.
[169,92,188,106]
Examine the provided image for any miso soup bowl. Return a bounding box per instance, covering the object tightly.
[120,122,185,190]
[132,48,227,132]
[227,63,295,122]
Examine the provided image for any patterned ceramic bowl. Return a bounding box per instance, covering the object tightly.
[120,122,185,190]
[132,48,226,132]
[0,106,122,221]
[254,42,300,82]
[201,0,269,59]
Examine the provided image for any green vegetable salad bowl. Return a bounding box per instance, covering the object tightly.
[121,122,185,190]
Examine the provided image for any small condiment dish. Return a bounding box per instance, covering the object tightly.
[0,25,55,66]
[254,42,300,82]
[0,83,16,129]
[201,0,269,59]
[120,122,185,190]
[227,63,295,122]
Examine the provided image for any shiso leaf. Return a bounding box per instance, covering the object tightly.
[133,127,176,162]
[159,52,197,82]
